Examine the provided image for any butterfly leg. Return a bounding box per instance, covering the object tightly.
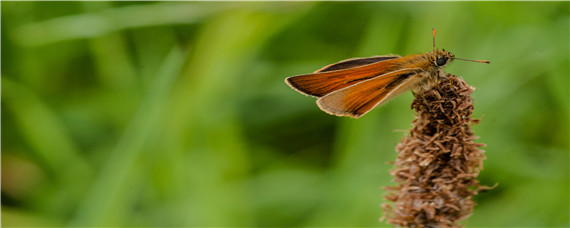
[412,90,433,113]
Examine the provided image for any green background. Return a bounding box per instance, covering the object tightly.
[2,1,568,227]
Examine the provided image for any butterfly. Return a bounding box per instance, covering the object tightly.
[285,29,489,118]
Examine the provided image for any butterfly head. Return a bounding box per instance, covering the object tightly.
[431,29,490,66]
[429,49,455,68]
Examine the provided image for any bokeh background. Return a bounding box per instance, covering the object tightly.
[2,1,568,227]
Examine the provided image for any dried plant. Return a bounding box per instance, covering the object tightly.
[382,74,492,227]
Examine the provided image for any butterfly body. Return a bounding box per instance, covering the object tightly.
[285,29,488,119]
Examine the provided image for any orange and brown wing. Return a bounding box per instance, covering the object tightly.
[285,55,401,97]
[316,68,421,118]
[314,55,400,73]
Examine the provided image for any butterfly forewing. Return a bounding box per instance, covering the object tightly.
[314,55,400,73]
[316,68,420,118]
[285,55,401,97]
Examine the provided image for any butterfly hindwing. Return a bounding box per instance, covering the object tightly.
[316,68,421,118]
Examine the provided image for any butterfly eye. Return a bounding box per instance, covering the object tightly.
[436,57,447,66]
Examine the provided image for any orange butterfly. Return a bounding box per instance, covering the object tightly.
[285,29,489,118]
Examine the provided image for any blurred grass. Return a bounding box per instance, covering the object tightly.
[1,1,568,227]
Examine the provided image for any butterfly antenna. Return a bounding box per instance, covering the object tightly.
[432,28,436,52]
[452,57,491,64]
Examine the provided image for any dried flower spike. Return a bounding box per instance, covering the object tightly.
[382,74,491,227]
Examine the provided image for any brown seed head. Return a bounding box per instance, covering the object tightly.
[381,74,492,227]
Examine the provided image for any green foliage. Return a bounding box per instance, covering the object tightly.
[2,1,568,227]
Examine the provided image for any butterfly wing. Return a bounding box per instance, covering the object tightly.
[316,68,421,118]
[314,55,400,73]
[285,55,401,97]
